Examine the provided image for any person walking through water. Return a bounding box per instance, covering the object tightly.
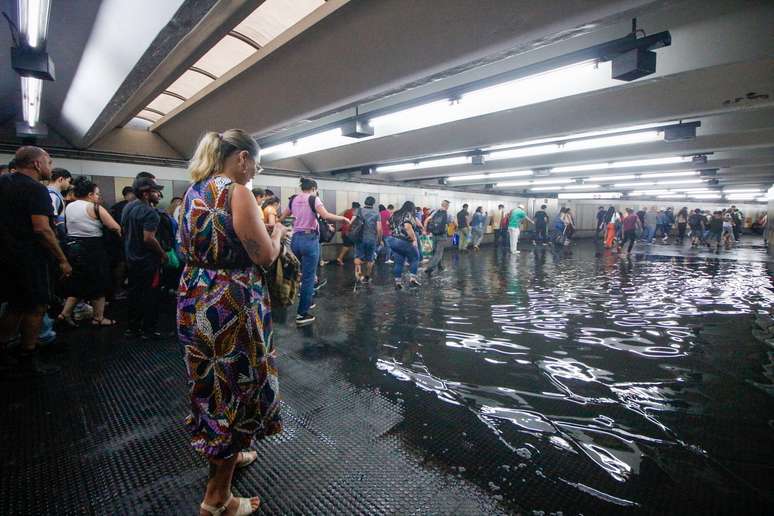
[456,204,471,251]
[603,206,619,249]
[533,204,549,245]
[618,208,642,255]
[177,129,286,516]
[470,206,486,250]
[353,196,382,285]
[423,199,452,276]
[675,207,689,245]
[491,204,506,247]
[280,178,349,326]
[508,204,532,254]
[388,201,422,288]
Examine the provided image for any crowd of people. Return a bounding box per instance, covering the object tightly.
[0,137,765,515]
[593,204,749,254]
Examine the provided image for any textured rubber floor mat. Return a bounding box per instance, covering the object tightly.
[0,328,502,515]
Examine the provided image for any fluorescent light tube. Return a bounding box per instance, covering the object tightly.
[488,144,559,161]
[725,194,760,200]
[564,184,600,189]
[615,181,656,187]
[488,170,534,179]
[611,156,691,168]
[18,0,51,48]
[552,163,611,173]
[586,174,637,182]
[21,76,42,127]
[628,190,671,196]
[376,156,470,173]
[690,194,722,199]
[562,131,661,151]
[447,169,533,182]
[722,188,762,194]
[638,170,698,179]
[558,192,622,199]
[532,178,574,185]
[756,197,768,202]
[657,194,686,199]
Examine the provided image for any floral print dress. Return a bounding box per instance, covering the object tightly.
[177,175,281,460]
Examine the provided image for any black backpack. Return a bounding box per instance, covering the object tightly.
[155,210,175,252]
[427,210,447,236]
[347,208,365,242]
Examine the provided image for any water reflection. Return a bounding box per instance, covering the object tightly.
[329,242,774,512]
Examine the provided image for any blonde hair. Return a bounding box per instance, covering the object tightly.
[188,129,259,182]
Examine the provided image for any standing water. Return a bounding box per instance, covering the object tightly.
[310,239,774,514]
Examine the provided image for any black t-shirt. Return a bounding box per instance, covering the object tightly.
[0,173,54,254]
[122,200,160,268]
[534,210,549,227]
[456,210,469,228]
[688,213,703,228]
[110,200,129,223]
[709,217,723,233]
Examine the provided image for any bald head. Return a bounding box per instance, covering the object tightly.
[14,146,52,180]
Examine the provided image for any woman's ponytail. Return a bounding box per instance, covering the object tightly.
[188,132,223,182]
[188,129,258,183]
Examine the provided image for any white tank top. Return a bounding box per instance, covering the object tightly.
[65,200,103,237]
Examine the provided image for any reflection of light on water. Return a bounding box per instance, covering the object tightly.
[372,248,774,510]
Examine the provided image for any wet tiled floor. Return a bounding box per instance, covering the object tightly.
[1,237,773,514]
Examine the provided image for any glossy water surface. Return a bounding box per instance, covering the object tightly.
[304,239,774,514]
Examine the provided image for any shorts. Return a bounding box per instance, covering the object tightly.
[708,231,722,242]
[1,251,53,311]
[342,235,354,247]
[355,240,376,262]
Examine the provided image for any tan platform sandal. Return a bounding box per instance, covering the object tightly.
[236,450,257,469]
[200,494,259,515]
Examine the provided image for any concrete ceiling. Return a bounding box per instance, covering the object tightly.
[0,0,772,196]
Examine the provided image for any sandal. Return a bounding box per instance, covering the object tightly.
[200,494,259,516]
[236,450,257,469]
[91,318,117,327]
[56,314,78,328]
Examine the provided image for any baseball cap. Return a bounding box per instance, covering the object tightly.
[133,177,164,192]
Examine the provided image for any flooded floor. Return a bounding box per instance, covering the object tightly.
[1,238,773,514]
[301,237,774,514]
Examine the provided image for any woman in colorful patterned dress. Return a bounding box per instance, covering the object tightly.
[177,129,286,516]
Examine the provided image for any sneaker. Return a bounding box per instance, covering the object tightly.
[394,281,403,290]
[123,328,141,338]
[409,276,422,287]
[309,303,317,310]
[314,279,328,292]
[296,313,315,326]
[363,276,371,284]
[385,260,394,264]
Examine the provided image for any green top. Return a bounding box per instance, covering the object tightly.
[508,209,527,228]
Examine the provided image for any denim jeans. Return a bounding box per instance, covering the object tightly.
[291,232,320,315]
[471,227,484,247]
[642,225,655,242]
[387,237,419,279]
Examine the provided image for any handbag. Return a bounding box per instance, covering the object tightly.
[308,195,335,243]
[228,184,300,306]
[262,238,300,307]
[419,234,434,256]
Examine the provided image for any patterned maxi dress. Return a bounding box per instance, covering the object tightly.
[177,175,281,460]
